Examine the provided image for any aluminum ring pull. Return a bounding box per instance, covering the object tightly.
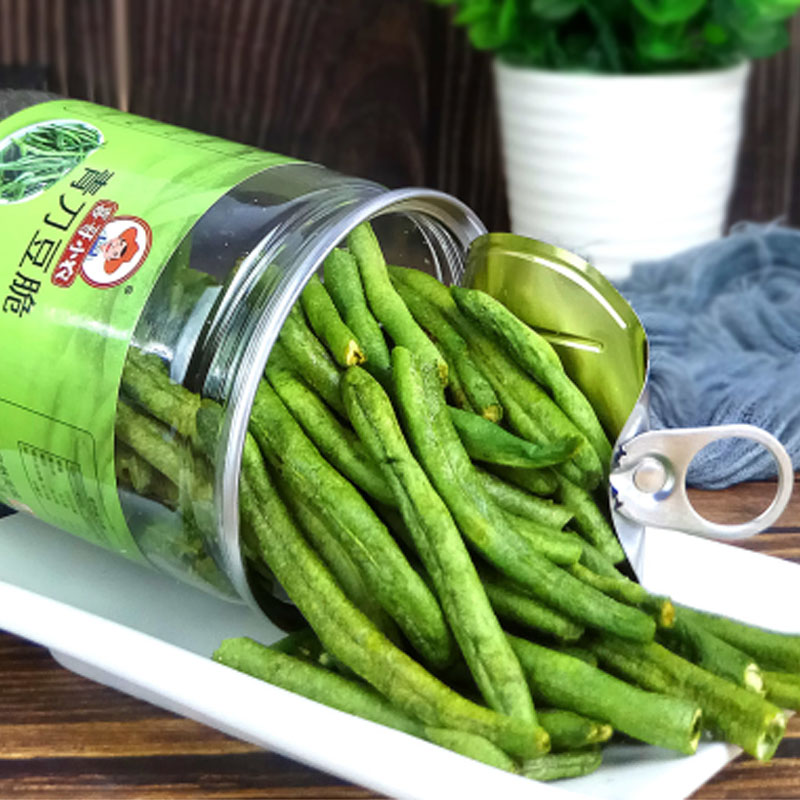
[609,424,794,541]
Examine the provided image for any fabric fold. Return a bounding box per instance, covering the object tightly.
[618,224,800,488]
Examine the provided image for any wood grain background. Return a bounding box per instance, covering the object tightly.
[1,0,798,232]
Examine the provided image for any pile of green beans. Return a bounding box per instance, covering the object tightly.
[115,222,800,784]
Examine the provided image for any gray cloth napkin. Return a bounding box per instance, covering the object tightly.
[617,224,800,489]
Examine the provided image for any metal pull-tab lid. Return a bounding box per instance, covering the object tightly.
[610,424,794,541]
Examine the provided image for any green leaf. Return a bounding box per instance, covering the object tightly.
[561,31,612,70]
[454,0,494,25]
[515,28,552,65]
[455,0,519,49]
[635,20,694,62]
[751,0,800,21]
[717,0,793,56]
[468,18,504,49]
[433,0,800,70]
[631,0,707,25]
[529,0,581,21]
[583,1,624,71]
[703,21,729,44]
[498,0,519,41]
[544,28,570,67]
[737,18,790,56]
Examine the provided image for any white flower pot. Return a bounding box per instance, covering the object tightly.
[493,60,751,281]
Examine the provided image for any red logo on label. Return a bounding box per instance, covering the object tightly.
[51,200,152,289]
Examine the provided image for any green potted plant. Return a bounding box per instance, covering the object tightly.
[435,0,800,279]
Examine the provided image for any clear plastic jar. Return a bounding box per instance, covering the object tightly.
[131,166,485,613]
[0,93,485,620]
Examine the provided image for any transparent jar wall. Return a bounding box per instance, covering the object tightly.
[116,162,485,618]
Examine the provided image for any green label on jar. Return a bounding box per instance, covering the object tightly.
[0,99,293,560]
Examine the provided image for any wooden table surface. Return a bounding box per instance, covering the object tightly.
[1,479,799,799]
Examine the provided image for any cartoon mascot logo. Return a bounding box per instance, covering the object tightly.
[51,201,152,290]
[101,225,139,274]
[82,216,151,288]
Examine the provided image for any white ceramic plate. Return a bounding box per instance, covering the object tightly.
[4,512,796,800]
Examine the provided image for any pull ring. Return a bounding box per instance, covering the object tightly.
[610,425,794,541]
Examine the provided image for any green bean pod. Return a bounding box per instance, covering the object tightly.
[391,347,653,642]
[502,513,583,567]
[239,434,544,759]
[121,348,201,440]
[268,628,325,662]
[509,635,702,755]
[342,362,543,734]
[215,635,427,736]
[590,635,786,761]
[250,380,454,669]
[265,361,395,506]
[115,440,178,509]
[537,710,613,751]
[489,465,558,497]
[449,406,578,469]
[568,562,647,607]
[676,606,800,673]
[214,637,519,773]
[369,500,416,552]
[660,614,764,694]
[275,306,346,416]
[393,344,574,570]
[639,594,677,630]
[115,400,185,488]
[442,350,472,410]
[422,728,519,773]
[280,483,401,641]
[385,267,600,486]
[451,286,613,472]
[570,541,671,627]
[549,646,598,667]
[480,571,585,642]
[347,223,447,382]
[762,672,800,711]
[115,399,217,568]
[458,323,602,489]
[575,536,627,578]
[555,473,625,564]
[389,268,501,420]
[477,470,572,529]
[118,350,225,525]
[521,749,603,781]
[387,264,461,311]
[323,247,391,375]
[300,274,365,367]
